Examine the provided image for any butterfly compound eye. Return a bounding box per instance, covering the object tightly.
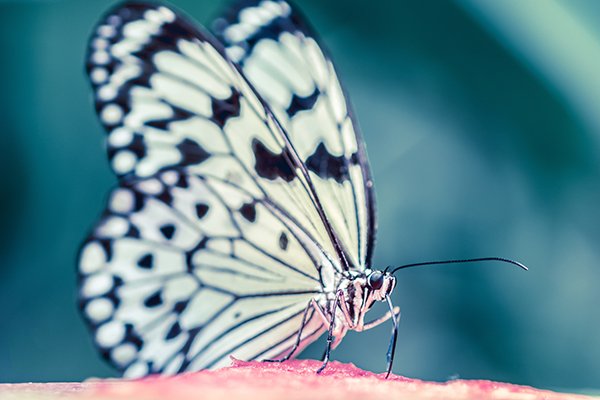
[367,271,384,290]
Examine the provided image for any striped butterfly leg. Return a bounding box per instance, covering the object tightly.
[361,305,401,331]
[384,295,401,379]
[262,299,314,363]
[316,289,349,374]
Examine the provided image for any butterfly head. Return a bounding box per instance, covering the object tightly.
[335,269,396,332]
[340,269,395,319]
[365,269,396,301]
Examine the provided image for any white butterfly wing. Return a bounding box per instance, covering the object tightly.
[214,0,377,270]
[79,1,346,376]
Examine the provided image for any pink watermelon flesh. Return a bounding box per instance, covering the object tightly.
[0,359,594,400]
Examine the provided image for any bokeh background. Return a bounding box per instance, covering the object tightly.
[1,0,599,392]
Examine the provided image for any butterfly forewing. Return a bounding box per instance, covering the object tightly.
[86,2,343,264]
[80,0,376,376]
[213,0,377,270]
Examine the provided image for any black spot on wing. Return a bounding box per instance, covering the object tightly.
[305,142,358,184]
[287,88,319,117]
[175,173,189,188]
[173,300,189,314]
[137,253,154,269]
[160,224,176,239]
[157,187,174,206]
[166,321,182,340]
[177,138,211,166]
[144,290,163,308]
[126,223,140,238]
[211,90,241,128]
[195,203,209,219]
[240,202,256,222]
[252,139,296,182]
[279,232,288,251]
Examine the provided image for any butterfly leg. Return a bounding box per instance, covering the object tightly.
[309,299,334,361]
[336,293,356,329]
[309,298,329,326]
[329,295,355,349]
[316,290,344,374]
[263,300,313,363]
[361,305,401,331]
[310,295,353,327]
[384,294,401,379]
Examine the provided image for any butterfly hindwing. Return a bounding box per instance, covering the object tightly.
[79,171,327,376]
[213,0,377,270]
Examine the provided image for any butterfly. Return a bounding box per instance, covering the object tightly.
[78,0,526,379]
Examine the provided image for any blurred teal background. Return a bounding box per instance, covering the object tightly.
[1,0,599,392]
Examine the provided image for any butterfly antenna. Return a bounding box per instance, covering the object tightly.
[389,257,528,274]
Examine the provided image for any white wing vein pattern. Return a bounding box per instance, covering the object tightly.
[77,2,346,377]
